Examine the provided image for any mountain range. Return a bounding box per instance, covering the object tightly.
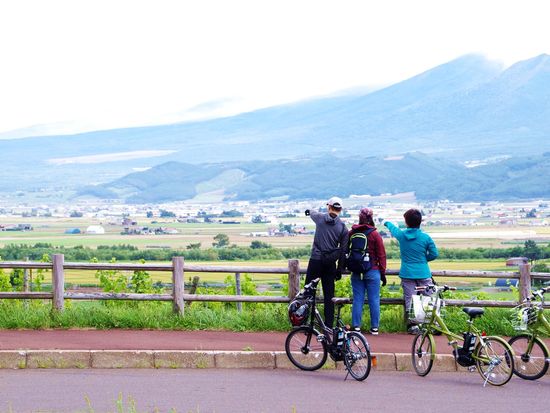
[79,152,550,203]
[1,53,549,201]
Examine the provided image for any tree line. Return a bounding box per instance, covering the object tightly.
[0,240,548,269]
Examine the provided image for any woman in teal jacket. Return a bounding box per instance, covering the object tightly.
[383,208,438,334]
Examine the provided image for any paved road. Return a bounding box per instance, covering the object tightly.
[0,369,548,412]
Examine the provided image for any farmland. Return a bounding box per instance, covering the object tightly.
[1,198,548,287]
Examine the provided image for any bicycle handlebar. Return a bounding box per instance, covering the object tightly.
[304,278,321,290]
[529,287,548,301]
[415,284,457,294]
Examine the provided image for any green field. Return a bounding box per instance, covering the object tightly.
[2,215,549,251]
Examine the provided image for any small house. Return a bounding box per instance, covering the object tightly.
[86,225,105,234]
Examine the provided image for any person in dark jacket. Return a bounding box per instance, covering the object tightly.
[304,196,349,328]
[383,208,438,334]
[348,208,387,335]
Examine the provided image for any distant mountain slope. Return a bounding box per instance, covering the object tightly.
[2,54,550,193]
[82,152,550,203]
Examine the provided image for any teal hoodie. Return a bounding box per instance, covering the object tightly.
[384,221,438,279]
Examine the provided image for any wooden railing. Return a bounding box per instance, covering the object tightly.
[0,255,549,315]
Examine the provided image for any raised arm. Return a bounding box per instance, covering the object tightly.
[308,209,324,224]
[426,236,438,261]
[383,221,404,241]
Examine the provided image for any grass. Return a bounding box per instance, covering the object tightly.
[0,300,291,331]
[83,394,179,413]
[0,295,539,337]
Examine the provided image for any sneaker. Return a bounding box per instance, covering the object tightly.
[407,325,420,335]
[369,328,379,335]
[351,326,361,332]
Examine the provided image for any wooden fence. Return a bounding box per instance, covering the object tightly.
[0,255,549,316]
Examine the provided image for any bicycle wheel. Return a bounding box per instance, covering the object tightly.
[474,336,514,386]
[285,326,328,371]
[508,334,549,380]
[411,332,434,376]
[343,331,372,381]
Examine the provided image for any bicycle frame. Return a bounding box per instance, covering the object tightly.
[532,292,550,335]
[310,299,348,345]
[519,295,550,354]
[302,285,344,346]
[419,289,502,365]
[538,312,550,334]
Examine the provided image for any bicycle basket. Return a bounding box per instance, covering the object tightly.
[510,303,539,331]
[409,294,440,324]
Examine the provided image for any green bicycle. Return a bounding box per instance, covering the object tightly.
[411,284,515,386]
[508,287,550,380]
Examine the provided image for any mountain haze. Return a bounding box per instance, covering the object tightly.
[1,54,549,200]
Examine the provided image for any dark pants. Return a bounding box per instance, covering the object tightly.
[305,258,336,328]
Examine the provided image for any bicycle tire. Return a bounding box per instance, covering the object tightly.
[508,334,550,380]
[343,331,372,381]
[411,332,434,376]
[285,326,328,371]
[474,336,514,386]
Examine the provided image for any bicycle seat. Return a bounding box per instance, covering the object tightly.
[462,307,485,318]
[332,297,351,305]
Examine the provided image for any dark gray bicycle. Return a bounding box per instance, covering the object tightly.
[285,278,372,381]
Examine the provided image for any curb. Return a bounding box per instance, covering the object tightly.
[3,350,544,375]
[0,350,463,372]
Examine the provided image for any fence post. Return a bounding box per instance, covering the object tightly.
[235,272,242,312]
[22,257,31,309]
[23,257,30,292]
[52,254,65,311]
[189,276,200,294]
[518,263,532,302]
[288,259,300,299]
[172,256,185,315]
[185,276,200,308]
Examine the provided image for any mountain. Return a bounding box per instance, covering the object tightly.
[1,54,550,195]
[81,152,550,203]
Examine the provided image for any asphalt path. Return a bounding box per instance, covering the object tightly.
[0,329,497,353]
[0,369,548,412]
[2,329,549,355]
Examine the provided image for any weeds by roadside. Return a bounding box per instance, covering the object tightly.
[0,260,529,335]
[83,394,179,413]
[0,296,522,335]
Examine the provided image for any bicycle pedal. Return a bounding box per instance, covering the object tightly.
[316,335,325,342]
[468,366,476,373]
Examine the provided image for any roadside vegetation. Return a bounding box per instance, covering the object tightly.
[0,262,540,336]
[0,241,547,335]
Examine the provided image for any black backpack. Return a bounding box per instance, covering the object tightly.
[346,228,375,274]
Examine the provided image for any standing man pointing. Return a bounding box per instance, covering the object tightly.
[304,196,349,328]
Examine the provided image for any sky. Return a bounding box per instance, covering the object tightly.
[1,0,550,138]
